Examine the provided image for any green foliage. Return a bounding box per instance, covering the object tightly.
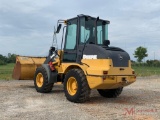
[0,55,7,65]
[132,60,160,67]
[0,53,16,65]
[132,60,160,76]
[146,60,160,67]
[133,46,148,62]
[0,60,6,65]
[7,53,16,63]
[132,66,160,77]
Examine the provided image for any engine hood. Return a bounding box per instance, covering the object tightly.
[82,44,130,67]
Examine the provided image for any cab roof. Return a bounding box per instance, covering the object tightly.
[67,14,110,24]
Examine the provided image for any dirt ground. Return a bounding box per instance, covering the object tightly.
[0,77,160,120]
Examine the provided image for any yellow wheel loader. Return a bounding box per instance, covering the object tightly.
[13,15,136,103]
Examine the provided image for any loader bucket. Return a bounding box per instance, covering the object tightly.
[12,56,46,80]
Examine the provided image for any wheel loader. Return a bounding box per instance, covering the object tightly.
[13,14,136,103]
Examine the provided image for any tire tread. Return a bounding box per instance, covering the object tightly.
[97,88,123,98]
[34,66,53,93]
[64,69,90,103]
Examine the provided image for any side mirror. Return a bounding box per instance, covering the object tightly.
[103,40,110,46]
[56,24,62,33]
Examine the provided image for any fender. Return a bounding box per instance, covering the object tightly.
[42,64,58,84]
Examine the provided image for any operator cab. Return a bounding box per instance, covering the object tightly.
[62,15,110,63]
[79,16,110,45]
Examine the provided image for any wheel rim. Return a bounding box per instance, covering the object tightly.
[36,73,44,87]
[67,77,78,96]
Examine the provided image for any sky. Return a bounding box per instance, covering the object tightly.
[0,0,160,61]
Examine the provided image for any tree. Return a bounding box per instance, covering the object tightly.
[133,46,148,62]
[0,54,7,65]
[0,53,16,65]
[7,53,16,63]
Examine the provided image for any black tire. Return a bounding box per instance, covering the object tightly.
[97,87,123,98]
[64,69,91,103]
[34,66,53,93]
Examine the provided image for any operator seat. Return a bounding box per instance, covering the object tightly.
[88,36,95,44]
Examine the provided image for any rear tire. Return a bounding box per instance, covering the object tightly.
[97,88,123,98]
[64,69,90,103]
[34,66,53,93]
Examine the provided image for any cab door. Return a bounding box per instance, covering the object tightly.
[63,18,77,62]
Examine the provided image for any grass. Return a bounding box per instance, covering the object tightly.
[133,66,160,77]
[0,63,15,80]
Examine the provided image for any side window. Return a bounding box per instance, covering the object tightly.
[105,24,108,40]
[80,18,89,43]
[97,26,103,44]
[65,19,77,49]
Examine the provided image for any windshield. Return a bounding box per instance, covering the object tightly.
[80,17,108,45]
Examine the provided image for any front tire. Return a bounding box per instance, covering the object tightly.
[34,66,53,93]
[97,88,123,98]
[64,69,90,103]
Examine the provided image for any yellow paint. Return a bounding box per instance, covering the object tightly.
[13,52,136,90]
[67,77,78,96]
[87,75,136,89]
[56,59,136,89]
[58,62,88,74]
[82,59,111,75]
[12,56,46,80]
[36,73,44,87]
[55,82,63,85]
